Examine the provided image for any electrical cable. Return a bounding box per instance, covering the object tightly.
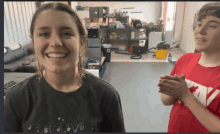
[115,47,157,59]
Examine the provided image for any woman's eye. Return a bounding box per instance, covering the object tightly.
[208,25,216,29]
[39,33,49,37]
[62,32,72,36]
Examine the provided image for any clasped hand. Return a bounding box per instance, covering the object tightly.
[158,74,191,101]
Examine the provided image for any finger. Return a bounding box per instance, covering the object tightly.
[159,79,178,87]
[174,74,185,82]
[174,74,184,82]
[158,82,173,91]
[181,74,185,79]
[158,87,167,92]
[160,75,179,80]
[160,74,170,78]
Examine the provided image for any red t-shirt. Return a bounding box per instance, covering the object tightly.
[167,53,220,133]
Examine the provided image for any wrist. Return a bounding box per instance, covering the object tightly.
[181,91,193,103]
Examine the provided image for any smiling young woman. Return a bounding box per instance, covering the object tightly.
[4,3,125,133]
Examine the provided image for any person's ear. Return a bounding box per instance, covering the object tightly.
[80,35,87,49]
[29,33,34,44]
[81,35,87,45]
[36,57,39,63]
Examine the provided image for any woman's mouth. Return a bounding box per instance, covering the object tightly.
[46,53,69,58]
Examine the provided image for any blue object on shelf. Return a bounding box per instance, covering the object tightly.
[76,5,85,11]
[84,58,105,78]
[108,24,116,29]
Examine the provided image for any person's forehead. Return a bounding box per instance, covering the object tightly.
[35,9,77,29]
[200,15,220,23]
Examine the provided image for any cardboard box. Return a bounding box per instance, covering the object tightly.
[93,18,99,23]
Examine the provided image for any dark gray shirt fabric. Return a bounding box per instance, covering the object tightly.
[4,73,126,133]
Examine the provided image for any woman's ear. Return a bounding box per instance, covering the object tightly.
[81,35,87,45]
[80,35,87,49]
[29,34,34,45]
[36,57,39,63]
[29,33,33,40]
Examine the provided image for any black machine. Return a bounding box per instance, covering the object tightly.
[115,41,170,59]
[130,46,146,59]
[133,46,146,55]
[156,41,170,50]
[88,29,100,38]
[133,19,142,28]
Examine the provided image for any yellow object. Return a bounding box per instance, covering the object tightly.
[156,48,169,59]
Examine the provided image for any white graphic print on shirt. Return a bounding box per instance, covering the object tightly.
[27,114,100,133]
[177,79,219,107]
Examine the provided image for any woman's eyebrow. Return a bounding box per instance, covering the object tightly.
[60,26,73,30]
[37,26,74,30]
[37,26,50,30]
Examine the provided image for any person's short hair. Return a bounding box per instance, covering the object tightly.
[197,2,220,21]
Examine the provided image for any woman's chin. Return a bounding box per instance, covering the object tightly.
[45,66,75,74]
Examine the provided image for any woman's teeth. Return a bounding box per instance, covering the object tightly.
[47,53,68,58]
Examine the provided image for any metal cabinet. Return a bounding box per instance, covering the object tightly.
[89,7,109,18]
[98,7,103,18]
[87,38,101,61]
[88,38,101,47]
[89,7,99,18]
[87,47,101,61]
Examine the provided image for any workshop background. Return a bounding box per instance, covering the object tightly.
[4,1,214,132]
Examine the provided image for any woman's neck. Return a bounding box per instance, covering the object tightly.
[43,67,82,92]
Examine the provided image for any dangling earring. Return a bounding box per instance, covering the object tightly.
[78,52,85,79]
[37,61,43,82]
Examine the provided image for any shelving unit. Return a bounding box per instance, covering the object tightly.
[87,13,163,51]
[98,15,164,50]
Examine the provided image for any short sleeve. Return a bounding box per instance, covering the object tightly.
[4,91,23,132]
[170,55,184,76]
[99,89,126,132]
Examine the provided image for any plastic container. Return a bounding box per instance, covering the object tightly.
[156,48,169,59]
[102,44,112,62]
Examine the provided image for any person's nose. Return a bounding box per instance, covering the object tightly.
[49,32,63,48]
[197,25,207,35]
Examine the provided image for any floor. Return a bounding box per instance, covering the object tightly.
[101,48,185,132]
[102,62,175,132]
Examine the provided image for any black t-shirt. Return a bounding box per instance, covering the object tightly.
[4,73,126,133]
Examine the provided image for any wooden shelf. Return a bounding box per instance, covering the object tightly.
[130,27,151,29]
[130,37,148,41]
[108,28,129,30]
[107,16,129,18]
[107,39,129,41]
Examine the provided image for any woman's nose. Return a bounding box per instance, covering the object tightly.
[49,33,63,48]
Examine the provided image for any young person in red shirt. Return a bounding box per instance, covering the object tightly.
[158,3,220,133]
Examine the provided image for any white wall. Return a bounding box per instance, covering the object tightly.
[180,2,210,53]
[71,2,77,11]
[79,2,161,24]
[4,2,36,47]
[173,2,185,42]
